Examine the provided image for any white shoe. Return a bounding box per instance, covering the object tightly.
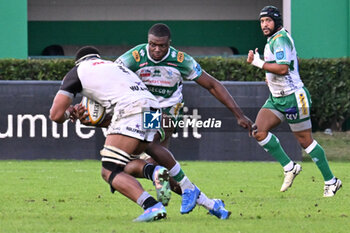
[280,163,302,192]
[323,178,342,197]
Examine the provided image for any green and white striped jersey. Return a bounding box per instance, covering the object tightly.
[264,28,304,97]
[116,44,202,108]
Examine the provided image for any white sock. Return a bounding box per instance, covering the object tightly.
[136,191,151,208]
[196,192,215,210]
[325,177,336,185]
[169,162,181,177]
[283,161,294,172]
[178,176,195,193]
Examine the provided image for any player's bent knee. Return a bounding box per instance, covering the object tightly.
[100,146,136,193]
[254,131,268,141]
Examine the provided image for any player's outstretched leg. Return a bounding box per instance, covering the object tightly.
[208,199,231,220]
[164,161,201,214]
[324,178,342,197]
[304,140,342,197]
[152,165,172,206]
[257,132,299,192]
[196,192,231,220]
[280,163,302,192]
[133,202,167,222]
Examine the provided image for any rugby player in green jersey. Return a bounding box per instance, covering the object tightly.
[247,6,342,197]
[116,23,254,218]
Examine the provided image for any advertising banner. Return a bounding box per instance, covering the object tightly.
[0,81,301,161]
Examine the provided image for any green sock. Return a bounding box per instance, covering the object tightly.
[172,169,185,182]
[306,140,334,181]
[258,132,291,167]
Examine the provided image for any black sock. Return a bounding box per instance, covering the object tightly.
[142,197,158,210]
[143,163,156,181]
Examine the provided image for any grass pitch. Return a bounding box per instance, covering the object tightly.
[0,160,348,233]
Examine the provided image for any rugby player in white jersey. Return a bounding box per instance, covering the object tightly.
[49,46,171,222]
[74,43,234,219]
[114,23,254,219]
[247,6,342,197]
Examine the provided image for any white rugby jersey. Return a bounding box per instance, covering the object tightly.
[264,28,304,97]
[59,58,159,112]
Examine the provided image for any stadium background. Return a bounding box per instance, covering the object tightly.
[1,0,349,59]
[0,0,349,160]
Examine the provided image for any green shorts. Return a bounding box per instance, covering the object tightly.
[262,87,312,131]
[162,102,184,121]
[158,102,184,141]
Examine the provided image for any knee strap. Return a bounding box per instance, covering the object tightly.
[108,171,120,194]
[102,161,124,194]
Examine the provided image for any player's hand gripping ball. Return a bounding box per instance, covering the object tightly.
[81,96,106,126]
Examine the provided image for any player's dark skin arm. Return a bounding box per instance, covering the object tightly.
[73,103,111,127]
[195,71,254,135]
[49,94,73,123]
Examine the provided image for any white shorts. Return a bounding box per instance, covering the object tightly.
[106,98,159,141]
[107,112,157,142]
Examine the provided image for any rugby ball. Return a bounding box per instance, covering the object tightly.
[81,96,106,126]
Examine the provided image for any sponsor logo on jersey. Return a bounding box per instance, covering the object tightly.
[177,52,184,63]
[132,50,140,62]
[140,69,151,77]
[139,62,148,67]
[285,107,298,120]
[167,62,178,67]
[117,65,130,74]
[115,59,125,66]
[171,51,176,58]
[143,110,161,129]
[170,103,184,118]
[299,93,308,115]
[144,79,171,85]
[140,49,145,57]
[129,82,148,91]
[147,85,174,96]
[126,125,146,136]
[92,61,106,66]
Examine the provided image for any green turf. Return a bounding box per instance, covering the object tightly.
[0,160,348,233]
